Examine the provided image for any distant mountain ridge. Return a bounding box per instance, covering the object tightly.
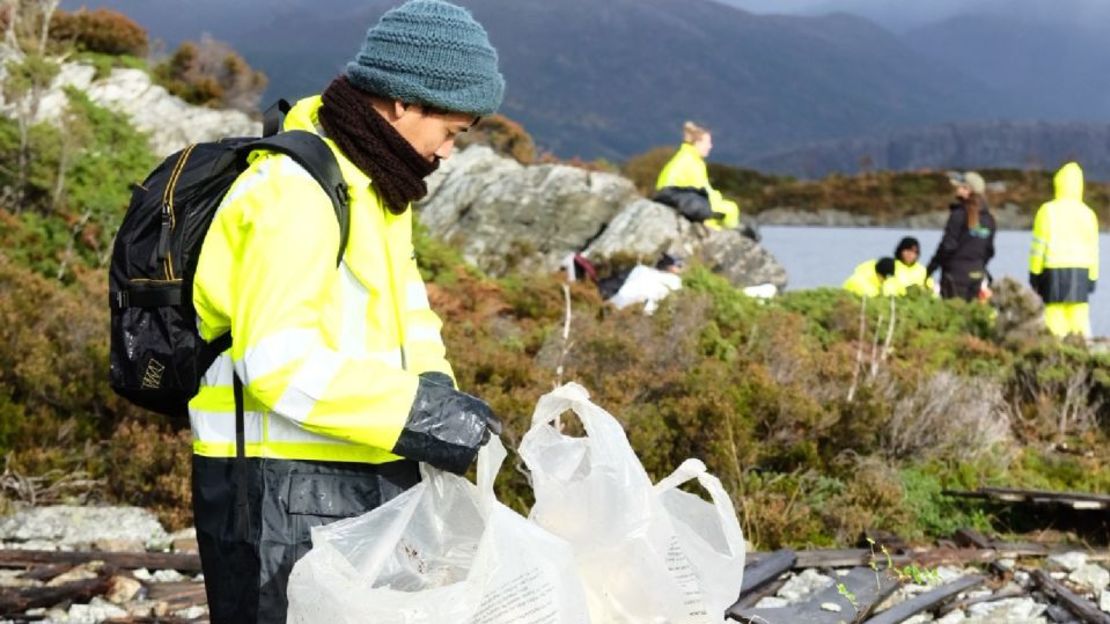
[63,0,993,164]
[62,0,1110,178]
[745,121,1110,181]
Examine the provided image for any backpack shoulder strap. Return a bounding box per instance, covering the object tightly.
[242,131,351,266]
[261,99,292,137]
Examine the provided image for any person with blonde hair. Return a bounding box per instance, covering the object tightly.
[1029,162,1100,338]
[654,121,740,231]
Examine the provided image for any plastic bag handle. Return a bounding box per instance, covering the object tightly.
[477,437,506,500]
[655,458,745,557]
[530,382,629,447]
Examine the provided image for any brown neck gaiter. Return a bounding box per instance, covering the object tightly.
[317,76,438,214]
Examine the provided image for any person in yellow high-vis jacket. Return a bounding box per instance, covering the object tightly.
[843,257,901,297]
[655,121,740,230]
[188,2,505,621]
[892,236,935,294]
[1029,162,1100,338]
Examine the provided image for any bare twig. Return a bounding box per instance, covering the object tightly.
[847,296,868,402]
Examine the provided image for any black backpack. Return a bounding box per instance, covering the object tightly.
[652,186,719,223]
[108,101,351,419]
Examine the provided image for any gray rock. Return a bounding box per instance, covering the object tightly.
[965,596,1045,621]
[418,146,633,276]
[583,199,696,261]
[699,229,789,291]
[419,146,789,290]
[1048,552,1089,572]
[66,596,129,623]
[0,53,258,158]
[776,568,835,604]
[753,596,789,609]
[1068,564,1110,593]
[991,277,1045,343]
[0,506,168,550]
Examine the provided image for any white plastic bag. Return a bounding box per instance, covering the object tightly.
[519,383,745,623]
[287,438,590,624]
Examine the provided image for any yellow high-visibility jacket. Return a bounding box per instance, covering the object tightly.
[893,260,933,293]
[1029,162,1100,303]
[843,260,902,297]
[189,96,452,462]
[656,143,740,230]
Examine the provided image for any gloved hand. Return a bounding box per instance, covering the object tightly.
[391,372,502,475]
[1089,279,1097,294]
[1029,272,1043,294]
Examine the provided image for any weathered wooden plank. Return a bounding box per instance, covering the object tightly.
[953,528,992,549]
[864,574,986,624]
[0,550,201,573]
[0,574,113,614]
[793,548,911,569]
[728,550,796,614]
[145,581,207,609]
[730,567,899,624]
[946,487,1110,510]
[1033,569,1110,624]
[739,550,796,597]
[16,564,73,583]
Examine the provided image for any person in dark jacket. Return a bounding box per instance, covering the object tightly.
[926,171,996,301]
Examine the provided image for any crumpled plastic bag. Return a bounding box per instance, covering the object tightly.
[519,383,745,623]
[286,438,590,624]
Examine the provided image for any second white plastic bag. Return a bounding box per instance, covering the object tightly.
[519,383,745,623]
[286,438,590,624]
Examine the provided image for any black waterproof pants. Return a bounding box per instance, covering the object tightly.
[940,269,983,302]
[192,455,420,623]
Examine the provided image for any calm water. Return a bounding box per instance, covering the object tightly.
[759,226,1109,337]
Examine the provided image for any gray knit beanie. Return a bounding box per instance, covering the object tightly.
[346,0,505,116]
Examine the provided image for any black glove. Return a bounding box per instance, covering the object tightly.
[391,373,502,475]
[1090,280,1097,294]
[1029,272,1043,294]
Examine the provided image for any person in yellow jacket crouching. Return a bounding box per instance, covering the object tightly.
[655,121,740,231]
[892,236,935,294]
[188,2,505,621]
[844,257,902,297]
[1029,162,1100,338]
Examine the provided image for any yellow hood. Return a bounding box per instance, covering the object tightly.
[1054,162,1084,201]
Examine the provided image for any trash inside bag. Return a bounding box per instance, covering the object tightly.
[519,383,745,623]
[287,438,590,624]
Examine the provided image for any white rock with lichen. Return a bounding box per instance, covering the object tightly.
[753,596,788,609]
[1069,564,1110,593]
[1048,551,1088,572]
[66,596,128,623]
[776,568,835,603]
[966,597,1045,621]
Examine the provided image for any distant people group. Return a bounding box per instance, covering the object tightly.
[611,120,1099,339]
[837,163,1100,339]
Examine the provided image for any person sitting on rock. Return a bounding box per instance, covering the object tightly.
[843,257,901,297]
[654,121,740,232]
[892,236,934,294]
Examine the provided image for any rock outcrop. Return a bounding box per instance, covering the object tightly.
[0,53,258,157]
[419,146,789,290]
